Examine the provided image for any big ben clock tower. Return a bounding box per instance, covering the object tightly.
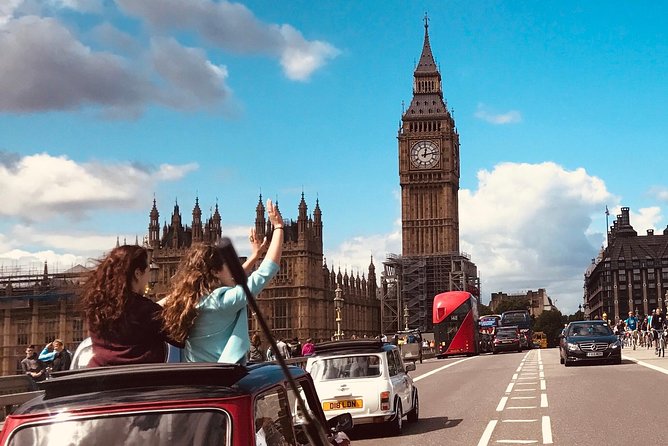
[399,16,460,256]
[381,16,479,336]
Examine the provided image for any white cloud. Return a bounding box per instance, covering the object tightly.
[474,103,522,125]
[629,207,663,235]
[278,25,340,81]
[650,186,668,202]
[0,152,198,220]
[0,16,152,113]
[117,0,339,81]
[327,231,401,276]
[0,0,22,25]
[150,37,231,109]
[459,162,613,313]
[47,0,103,13]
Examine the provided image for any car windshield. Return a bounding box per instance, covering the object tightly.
[310,355,381,380]
[568,324,613,337]
[6,409,229,445]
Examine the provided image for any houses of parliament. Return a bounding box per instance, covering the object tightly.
[0,195,381,375]
[147,194,380,344]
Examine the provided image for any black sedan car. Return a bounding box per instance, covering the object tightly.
[559,321,622,366]
[492,326,523,354]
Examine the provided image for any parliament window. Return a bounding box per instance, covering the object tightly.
[43,319,58,344]
[16,321,29,347]
[273,300,289,330]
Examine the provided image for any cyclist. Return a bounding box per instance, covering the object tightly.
[625,311,638,349]
[651,308,665,353]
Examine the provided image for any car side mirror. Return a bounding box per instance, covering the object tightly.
[405,362,416,372]
[327,412,353,433]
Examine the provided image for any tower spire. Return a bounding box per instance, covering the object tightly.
[415,12,437,74]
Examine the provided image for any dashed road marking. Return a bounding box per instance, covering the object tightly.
[505,383,515,393]
[413,356,478,382]
[542,416,553,444]
[477,420,498,446]
[540,379,546,390]
[496,396,508,411]
[540,393,548,408]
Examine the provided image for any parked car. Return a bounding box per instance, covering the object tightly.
[0,362,353,445]
[492,326,523,354]
[559,320,622,366]
[305,339,418,436]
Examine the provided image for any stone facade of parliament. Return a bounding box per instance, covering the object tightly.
[0,196,380,376]
[148,195,380,343]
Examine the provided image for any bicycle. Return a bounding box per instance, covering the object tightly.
[631,330,638,350]
[658,329,668,358]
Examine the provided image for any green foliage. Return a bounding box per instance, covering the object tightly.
[478,302,492,316]
[533,309,567,348]
[494,297,530,314]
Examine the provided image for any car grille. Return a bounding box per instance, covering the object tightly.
[578,342,609,351]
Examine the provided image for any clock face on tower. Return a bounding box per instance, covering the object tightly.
[410,140,440,169]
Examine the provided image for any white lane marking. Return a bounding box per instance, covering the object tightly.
[539,371,545,378]
[540,379,546,390]
[542,416,553,444]
[477,420,498,446]
[539,364,544,371]
[512,373,518,380]
[515,388,536,392]
[502,419,538,423]
[540,393,548,408]
[496,396,508,411]
[517,377,536,380]
[511,396,536,399]
[515,382,537,385]
[507,406,537,409]
[496,440,537,444]
[624,356,668,376]
[413,356,478,382]
[505,383,515,393]
[516,366,523,372]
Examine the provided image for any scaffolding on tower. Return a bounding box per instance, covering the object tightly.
[381,252,479,335]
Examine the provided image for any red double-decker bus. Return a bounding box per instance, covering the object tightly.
[433,291,480,358]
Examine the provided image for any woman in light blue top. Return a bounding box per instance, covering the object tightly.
[161,199,284,364]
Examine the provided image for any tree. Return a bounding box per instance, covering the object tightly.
[533,310,567,348]
[478,302,492,316]
[494,297,530,315]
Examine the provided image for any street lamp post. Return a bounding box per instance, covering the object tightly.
[403,305,409,331]
[144,241,160,296]
[334,284,344,340]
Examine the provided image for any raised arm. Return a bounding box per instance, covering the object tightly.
[243,226,268,274]
[264,199,284,265]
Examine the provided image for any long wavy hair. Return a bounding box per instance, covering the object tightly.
[80,245,148,335]
[162,243,226,343]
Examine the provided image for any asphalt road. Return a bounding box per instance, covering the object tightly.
[351,347,668,445]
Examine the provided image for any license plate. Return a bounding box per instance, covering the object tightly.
[502,340,511,343]
[586,352,603,357]
[322,399,363,411]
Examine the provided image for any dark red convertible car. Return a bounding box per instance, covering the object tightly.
[0,362,351,445]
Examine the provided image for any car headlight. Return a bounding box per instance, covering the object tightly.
[611,341,621,349]
[567,342,579,351]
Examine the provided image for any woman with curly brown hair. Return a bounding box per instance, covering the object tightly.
[161,199,283,364]
[80,244,183,366]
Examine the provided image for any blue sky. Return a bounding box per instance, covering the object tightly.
[1,1,667,313]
